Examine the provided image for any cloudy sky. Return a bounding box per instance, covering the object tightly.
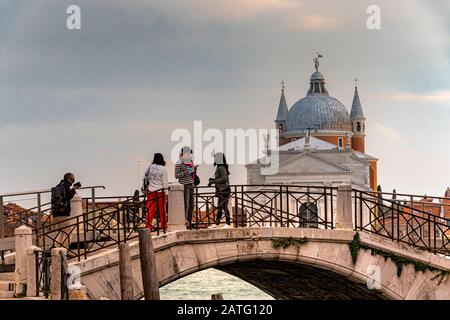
[0,0,449,197]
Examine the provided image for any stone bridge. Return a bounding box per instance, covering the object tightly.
[72,227,450,300]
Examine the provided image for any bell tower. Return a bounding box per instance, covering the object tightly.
[350,79,366,153]
[275,81,288,146]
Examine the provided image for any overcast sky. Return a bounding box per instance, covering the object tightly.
[0,0,449,198]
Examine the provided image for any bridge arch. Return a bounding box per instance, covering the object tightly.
[71,228,450,300]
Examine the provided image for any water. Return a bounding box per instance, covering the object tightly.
[160,268,274,300]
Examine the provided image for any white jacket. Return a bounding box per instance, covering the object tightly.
[144,164,169,192]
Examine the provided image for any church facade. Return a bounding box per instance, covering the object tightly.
[247,56,378,191]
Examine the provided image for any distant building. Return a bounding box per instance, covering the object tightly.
[2,203,40,237]
[247,55,378,191]
[381,187,450,238]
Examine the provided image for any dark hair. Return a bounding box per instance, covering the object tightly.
[181,146,192,155]
[152,153,166,166]
[214,153,230,175]
[63,172,74,181]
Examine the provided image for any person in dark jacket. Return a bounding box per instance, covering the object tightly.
[208,153,231,228]
[52,173,80,248]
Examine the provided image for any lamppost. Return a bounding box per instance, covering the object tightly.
[137,160,143,190]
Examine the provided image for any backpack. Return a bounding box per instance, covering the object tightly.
[51,182,68,216]
[141,168,150,193]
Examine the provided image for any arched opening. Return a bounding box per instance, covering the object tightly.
[159,261,388,300]
[160,268,273,300]
[217,261,388,300]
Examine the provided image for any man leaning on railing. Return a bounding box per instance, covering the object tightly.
[51,173,81,248]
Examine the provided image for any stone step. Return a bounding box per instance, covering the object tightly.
[0,290,15,299]
[0,281,14,291]
[0,273,14,282]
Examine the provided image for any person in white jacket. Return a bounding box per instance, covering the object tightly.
[142,153,168,230]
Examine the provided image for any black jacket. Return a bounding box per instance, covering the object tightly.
[209,166,230,192]
[53,180,76,217]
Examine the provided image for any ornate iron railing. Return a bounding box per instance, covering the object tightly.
[35,192,167,261]
[32,184,450,262]
[353,189,450,256]
[35,250,51,298]
[1,186,106,239]
[193,185,337,230]
[61,252,70,300]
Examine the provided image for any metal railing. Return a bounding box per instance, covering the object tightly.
[61,252,70,300]
[35,192,167,261]
[1,186,106,239]
[35,250,51,298]
[193,185,336,229]
[353,189,450,256]
[31,184,450,263]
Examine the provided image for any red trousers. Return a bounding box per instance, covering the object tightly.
[146,192,167,230]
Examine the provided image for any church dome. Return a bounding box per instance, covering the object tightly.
[285,95,352,133]
[284,58,352,134]
[310,71,325,81]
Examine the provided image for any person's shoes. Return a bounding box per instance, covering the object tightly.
[222,224,231,229]
[208,224,219,229]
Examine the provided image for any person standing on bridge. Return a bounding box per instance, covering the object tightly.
[143,153,168,230]
[51,172,81,248]
[175,147,199,229]
[208,152,231,228]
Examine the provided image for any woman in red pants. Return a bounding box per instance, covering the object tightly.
[142,153,168,230]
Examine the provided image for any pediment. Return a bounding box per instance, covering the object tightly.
[270,152,351,175]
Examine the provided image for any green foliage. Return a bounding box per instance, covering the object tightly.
[349,232,361,264]
[349,232,450,283]
[272,237,308,249]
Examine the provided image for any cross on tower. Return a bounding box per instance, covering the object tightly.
[281,80,285,92]
[354,78,358,88]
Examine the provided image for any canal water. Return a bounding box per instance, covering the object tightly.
[160,268,274,300]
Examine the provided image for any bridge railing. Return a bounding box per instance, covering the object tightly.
[193,185,337,229]
[35,192,166,260]
[0,186,106,239]
[353,189,450,256]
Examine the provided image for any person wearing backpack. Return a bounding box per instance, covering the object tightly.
[142,153,168,230]
[51,172,80,248]
[208,153,231,228]
[174,147,199,229]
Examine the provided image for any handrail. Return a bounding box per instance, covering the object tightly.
[0,185,106,198]
[355,189,450,219]
[363,190,450,202]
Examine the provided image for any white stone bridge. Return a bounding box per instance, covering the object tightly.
[2,184,450,300]
[73,227,450,300]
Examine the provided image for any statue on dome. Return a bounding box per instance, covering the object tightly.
[313,52,323,72]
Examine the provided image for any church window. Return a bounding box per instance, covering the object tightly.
[338,138,343,148]
[356,122,361,132]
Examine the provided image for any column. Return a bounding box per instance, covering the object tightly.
[167,183,186,232]
[14,225,32,295]
[336,184,353,230]
[26,246,42,297]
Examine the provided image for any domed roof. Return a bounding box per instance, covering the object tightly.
[285,95,352,133]
[310,71,325,81]
[283,58,352,133]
